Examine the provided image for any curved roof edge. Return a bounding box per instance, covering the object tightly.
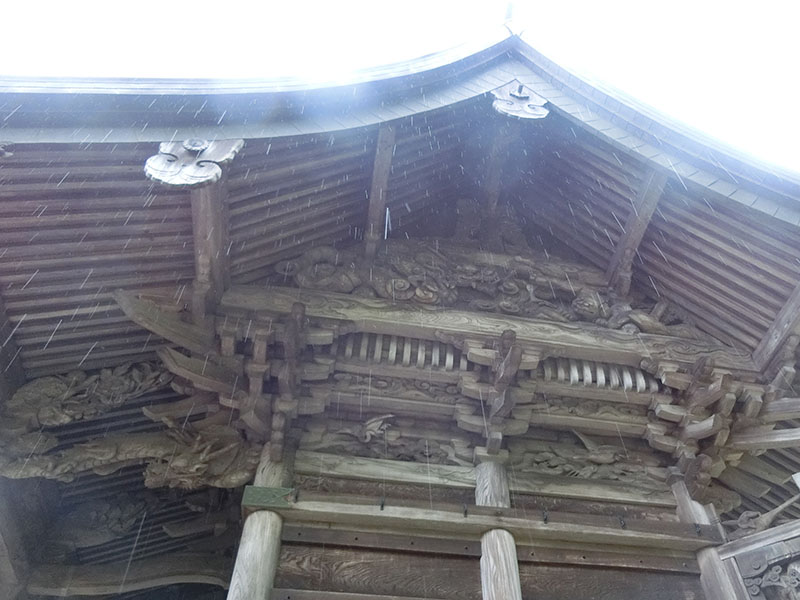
[0,32,797,221]
[0,27,513,95]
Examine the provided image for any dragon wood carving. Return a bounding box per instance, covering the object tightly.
[271,240,718,344]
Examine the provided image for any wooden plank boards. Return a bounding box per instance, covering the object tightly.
[280,525,699,573]
[219,285,756,373]
[518,563,705,600]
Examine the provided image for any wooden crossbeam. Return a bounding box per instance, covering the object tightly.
[293,451,676,507]
[758,396,800,422]
[606,170,667,295]
[364,124,396,260]
[242,488,720,550]
[753,279,800,369]
[728,427,800,451]
[219,285,757,373]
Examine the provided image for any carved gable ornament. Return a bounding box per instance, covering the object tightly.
[145,138,244,187]
[491,80,549,120]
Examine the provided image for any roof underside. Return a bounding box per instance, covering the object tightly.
[1,34,800,564]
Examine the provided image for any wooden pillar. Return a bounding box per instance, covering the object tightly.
[144,138,243,326]
[475,450,522,600]
[227,442,294,600]
[670,473,749,600]
[364,124,396,260]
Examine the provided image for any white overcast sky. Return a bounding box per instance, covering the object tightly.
[3,1,799,174]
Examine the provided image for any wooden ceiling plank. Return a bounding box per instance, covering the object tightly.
[606,170,667,295]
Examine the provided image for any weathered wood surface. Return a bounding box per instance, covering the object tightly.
[220,285,756,372]
[518,563,705,600]
[364,124,396,259]
[26,553,231,596]
[480,528,521,600]
[753,279,800,369]
[606,170,667,295]
[190,177,231,321]
[475,461,510,508]
[475,457,522,600]
[294,450,676,507]
[281,524,699,573]
[115,290,214,355]
[227,511,282,600]
[276,544,480,599]
[246,495,720,550]
[697,547,749,600]
[227,442,293,600]
[728,427,800,450]
[273,591,441,600]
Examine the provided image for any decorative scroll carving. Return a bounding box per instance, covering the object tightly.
[507,433,668,491]
[744,561,800,599]
[0,416,261,490]
[0,362,171,457]
[491,80,549,120]
[145,138,244,187]
[271,241,719,345]
[330,373,461,405]
[300,416,474,466]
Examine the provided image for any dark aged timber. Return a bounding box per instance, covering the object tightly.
[1,30,800,600]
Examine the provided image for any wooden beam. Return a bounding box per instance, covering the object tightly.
[280,525,699,573]
[114,289,215,355]
[220,285,757,373]
[244,492,720,550]
[606,170,667,295]
[190,178,231,323]
[758,396,800,423]
[728,427,800,451]
[293,450,676,507]
[272,591,436,600]
[753,279,800,369]
[26,553,231,596]
[364,124,396,260]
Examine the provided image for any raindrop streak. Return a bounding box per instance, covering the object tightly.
[119,511,148,594]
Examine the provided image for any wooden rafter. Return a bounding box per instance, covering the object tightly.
[606,170,668,295]
[364,123,396,260]
[753,279,800,370]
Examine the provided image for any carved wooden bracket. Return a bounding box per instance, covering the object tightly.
[145,138,244,187]
[491,80,549,120]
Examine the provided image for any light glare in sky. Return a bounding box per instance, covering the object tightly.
[3,1,799,174]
